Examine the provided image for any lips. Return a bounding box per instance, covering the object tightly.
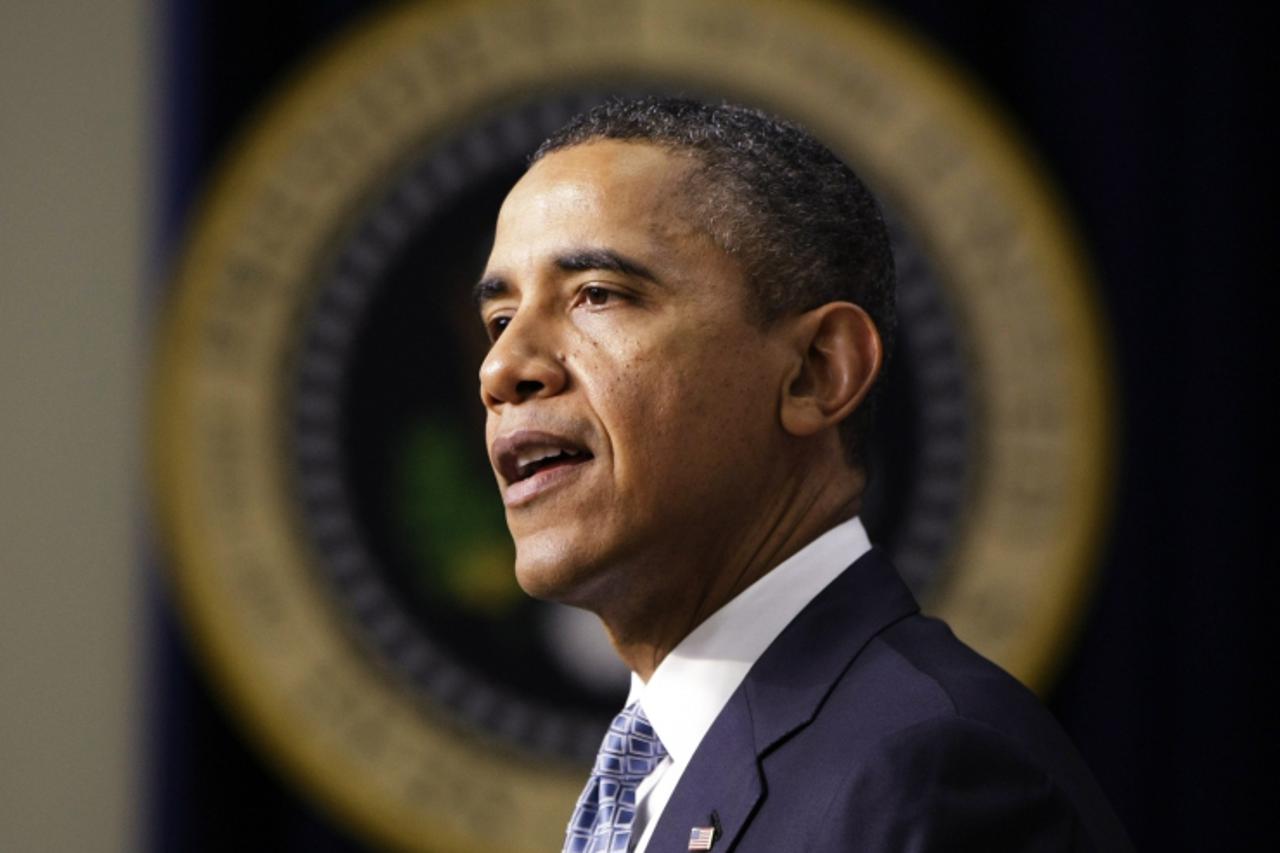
[491,429,595,505]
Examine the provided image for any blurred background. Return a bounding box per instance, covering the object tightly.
[2,0,1270,851]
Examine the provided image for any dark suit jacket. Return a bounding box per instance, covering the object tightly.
[644,548,1133,852]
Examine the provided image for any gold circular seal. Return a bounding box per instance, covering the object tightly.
[151,1,1113,850]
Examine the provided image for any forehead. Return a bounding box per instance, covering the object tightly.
[490,141,703,262]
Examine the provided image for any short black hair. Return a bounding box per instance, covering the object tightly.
[533,96,896,468]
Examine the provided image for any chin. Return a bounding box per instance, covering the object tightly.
[511,541,577,602]
[510,533,612,607]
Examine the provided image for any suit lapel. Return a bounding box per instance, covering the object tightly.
[645,548,918,850]
[644,692,762,851]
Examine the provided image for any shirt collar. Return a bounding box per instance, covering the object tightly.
[627,516,871,766]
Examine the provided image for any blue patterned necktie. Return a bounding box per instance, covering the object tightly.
[563,702,668,853]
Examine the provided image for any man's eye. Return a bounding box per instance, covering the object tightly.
[487,316,511,341]
[583,286,613,306]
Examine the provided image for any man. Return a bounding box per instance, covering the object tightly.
[476,98,1131,852]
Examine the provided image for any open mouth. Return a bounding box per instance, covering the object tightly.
[492,430,595,492]
[511,446,592,483]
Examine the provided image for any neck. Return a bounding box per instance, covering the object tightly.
[597,459,863,681]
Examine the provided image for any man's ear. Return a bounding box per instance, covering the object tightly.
[779,302,882,440]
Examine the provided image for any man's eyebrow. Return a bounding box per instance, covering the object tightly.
[473,248,662,308]
[473,275,508,308]
[555,248,662,285]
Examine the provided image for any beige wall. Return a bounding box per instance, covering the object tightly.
[1,1,146,850]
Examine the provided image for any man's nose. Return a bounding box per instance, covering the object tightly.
[479,313,568,410]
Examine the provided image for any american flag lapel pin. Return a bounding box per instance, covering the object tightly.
[688,810,721,850]
[688,826,715,850]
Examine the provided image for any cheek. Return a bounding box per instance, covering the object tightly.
[578,346,681,469]
[598,338,771,483]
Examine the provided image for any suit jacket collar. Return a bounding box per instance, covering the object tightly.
[645,547,919,851]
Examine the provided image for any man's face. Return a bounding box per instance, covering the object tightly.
[478,141,791,607]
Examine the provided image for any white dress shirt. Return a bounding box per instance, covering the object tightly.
[626,516,872,852]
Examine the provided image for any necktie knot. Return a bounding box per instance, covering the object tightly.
[595,702,667,781]
[564,703,667,853]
